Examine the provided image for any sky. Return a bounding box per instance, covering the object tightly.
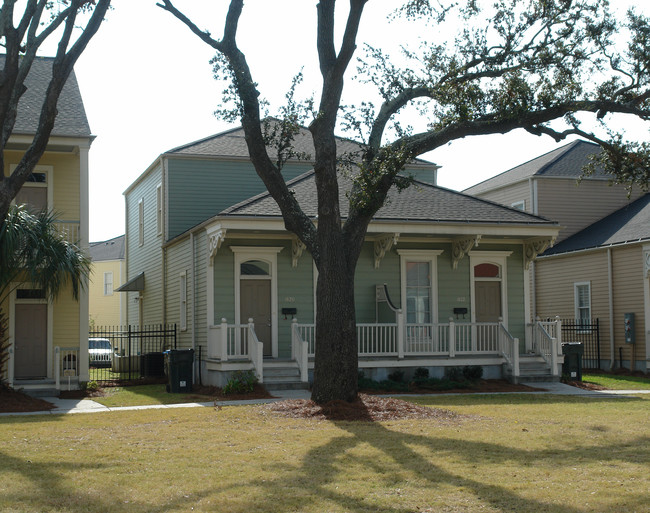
[59,0,650,242]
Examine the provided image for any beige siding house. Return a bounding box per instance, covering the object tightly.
[465,141,649,372]
[89,235,126,327]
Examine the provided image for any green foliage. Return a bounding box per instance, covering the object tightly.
[462,365,484,382]
[445,367,465,382]
[358,366,481,392]
[413,367,430,381]
[387,370,405,383]
[223,370,258,395]
[79,381,99,392]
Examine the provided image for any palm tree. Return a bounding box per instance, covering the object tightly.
[0,205,90,386]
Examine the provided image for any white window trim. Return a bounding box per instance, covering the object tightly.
[231,246,283,358]
[397,250,443,325]
[11,165,54,211]
[156,183,163,237]
[574,281,591,331]
[9,282,54,380]
[103,271,114,296]
[180,271,187,332]
[511,200,525,211]
[469,251,512,326]
[138,198,144,246]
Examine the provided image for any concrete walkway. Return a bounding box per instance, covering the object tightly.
[1,384,648,417]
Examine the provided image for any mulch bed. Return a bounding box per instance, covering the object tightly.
[191,383,275,401]
[262,393,467,422]
[0,386,55,413]
[364,379,547,395]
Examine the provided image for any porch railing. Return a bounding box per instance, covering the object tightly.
[55,346,79,390]
[291,319,309,382]
[208,318,264,382]
[54,220,80,245]
[498,323,520,379]
[531,318,560,377]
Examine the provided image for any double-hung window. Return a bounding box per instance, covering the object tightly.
[103,272,114,296]
[574,282,591,331]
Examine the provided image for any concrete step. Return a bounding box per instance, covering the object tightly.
[263,366,301,378]
[265,381,310,391]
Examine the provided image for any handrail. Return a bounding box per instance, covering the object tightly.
[499,323,520,379]
[291,319,309,382]
[533,320,559,376]
[246,319,264,383]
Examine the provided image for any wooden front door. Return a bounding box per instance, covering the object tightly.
[475,281,502,322]
[14,303,48,378]
[240,280,272,356]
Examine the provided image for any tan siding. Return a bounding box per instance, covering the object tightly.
[611,246,646,365]
[536,179,642,242]
[535,251,612,360]
[474,181,532,212]
[53,284,80,348]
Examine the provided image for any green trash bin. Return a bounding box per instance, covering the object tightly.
[562,343,583,381]
[164,349,194,393]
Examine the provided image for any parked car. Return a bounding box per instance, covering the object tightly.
[89,338,113,368]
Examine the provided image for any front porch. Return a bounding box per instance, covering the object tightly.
[203,317,564,387]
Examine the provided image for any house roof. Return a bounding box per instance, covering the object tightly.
[220,170,556,226]
[89,235,125,261]
[165,121,435,168]
[463,140,607,195]
[543,194,650,256]
[0,55,92,139]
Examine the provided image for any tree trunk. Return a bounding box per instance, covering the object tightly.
[311,246,359,403]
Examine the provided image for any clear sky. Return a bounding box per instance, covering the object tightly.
[64,0,648,242]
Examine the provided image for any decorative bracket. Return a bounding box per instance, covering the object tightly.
[292,237,306,268]
[452,235,481,269]
[374,233,400,269]
[207,228,227,266]
[524,236,556,270]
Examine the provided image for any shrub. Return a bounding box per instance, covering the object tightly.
[223,370,258,395]
[462,365,483,382]
[388,370,405,383]
[413,367,430,381]
[79,380,99,392]
[445,367,464,382]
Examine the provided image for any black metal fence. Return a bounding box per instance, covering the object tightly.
[88,324,177,383]
[558,318,601,370]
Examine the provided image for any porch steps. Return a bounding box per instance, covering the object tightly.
[511,355,560,383]
[13,380,59,398]
[263,362,309,391]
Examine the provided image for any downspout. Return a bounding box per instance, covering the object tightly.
[608,248,615,369]
[162,157,167,326]
[191,231,196,352]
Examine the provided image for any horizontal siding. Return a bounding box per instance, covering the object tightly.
[167,159,314,239]
[89,260,124,326]
[125,164,164,325]
[475,181,531,212]
[537,179,643,242]
[194,231,208,350]
[165,238,193,350]
[53,284,80,348]
[611,246,646,363]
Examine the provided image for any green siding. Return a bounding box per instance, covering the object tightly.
[437,246,472,322]
[165,238,193,349]
[125,164,164,326]
[167,159,314,239]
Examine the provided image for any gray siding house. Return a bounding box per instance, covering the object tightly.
[123,124,560,387]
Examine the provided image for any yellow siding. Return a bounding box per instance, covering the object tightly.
[611,246,646,365]
[89,259,125,327]
[475,181,532,212]
[536,179,642,242]
[53,283,81,349]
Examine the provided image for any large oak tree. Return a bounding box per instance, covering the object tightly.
[0,0,112,223]
[159,0,649,403]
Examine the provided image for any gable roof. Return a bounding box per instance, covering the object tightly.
[463,140,606,195]
[0,55,92,139]
[543,194,650,256]
[220,170,556,226]
[90,235,125,261]
[165,121,435,169]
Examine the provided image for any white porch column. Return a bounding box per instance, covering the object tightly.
[78,144,90,382]
[397,309,404,359]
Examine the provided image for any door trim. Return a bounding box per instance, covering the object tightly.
[469,251,511,327]
[9,282,53,380]
[231,247,283,358]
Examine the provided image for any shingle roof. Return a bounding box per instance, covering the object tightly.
[89,235,125,261]
[166,121,434,168]
[0,55,92,138]
[220,170,556,226]
[544,194,650,255]
[463,140,607,195]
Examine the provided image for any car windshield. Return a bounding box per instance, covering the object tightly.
[89,339,111,350]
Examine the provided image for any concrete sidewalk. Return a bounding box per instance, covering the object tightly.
[1,384,648,417]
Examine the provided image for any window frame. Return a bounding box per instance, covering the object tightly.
[12,165,54,213]
[397,250,443,326]
[138,197,144,246]
[179,271,187,332]
[511,200,526,211]
[103,271,114,296]
[156,183,163,237]
[574,281,591,332]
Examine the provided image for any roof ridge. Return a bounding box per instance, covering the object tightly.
[534,140,598,176]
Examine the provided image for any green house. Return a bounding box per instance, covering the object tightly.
[123,124,560,387]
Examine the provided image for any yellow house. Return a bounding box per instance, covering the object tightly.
[2,56,94,394]
[89,235,126,327]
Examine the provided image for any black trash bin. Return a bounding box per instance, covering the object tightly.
[562,342,584,381]
[164,349,194,393]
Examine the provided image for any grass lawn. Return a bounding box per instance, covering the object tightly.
[581,372,650,390]
[1,394,649,513]
[90,384,217,407]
